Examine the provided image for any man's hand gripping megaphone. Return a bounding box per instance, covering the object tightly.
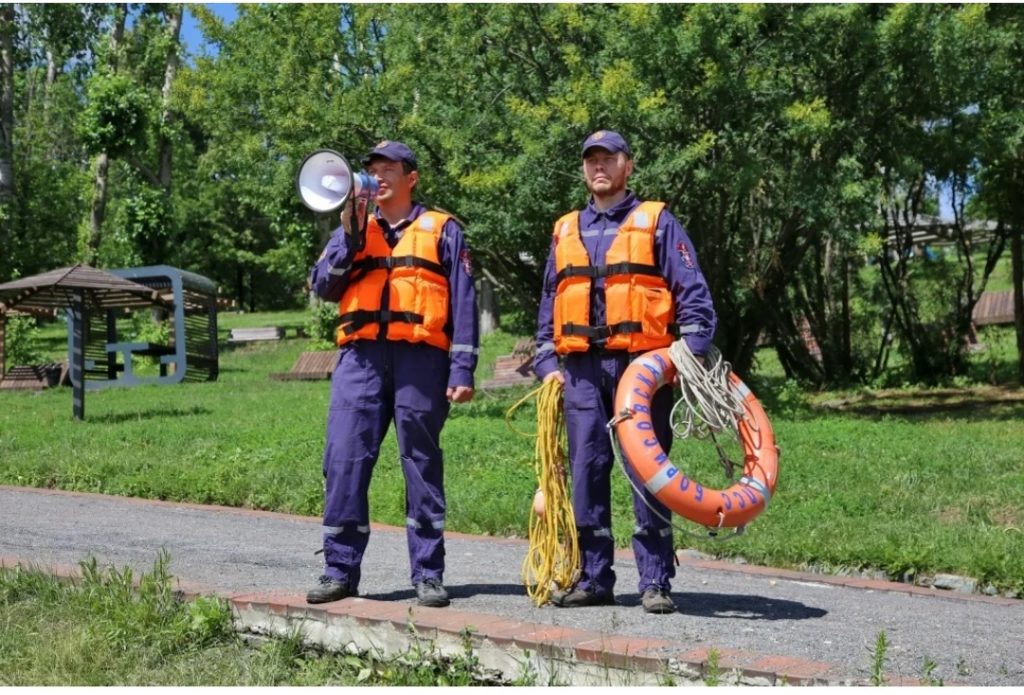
[340,196,370,252]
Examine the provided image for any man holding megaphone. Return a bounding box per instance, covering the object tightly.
[305,140,479,608]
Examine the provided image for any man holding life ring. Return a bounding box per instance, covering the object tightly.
[533,130,717,614]
[307,141,479,608]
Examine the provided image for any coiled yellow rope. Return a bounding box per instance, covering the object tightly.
[505,378,580,606]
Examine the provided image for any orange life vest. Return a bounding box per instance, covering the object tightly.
[552,200,677,354]
[336,210,451,351]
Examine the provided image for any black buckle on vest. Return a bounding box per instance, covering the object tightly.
[555,262,661,286]
[561,321,685,341]
[340,310,425,335]
[562,321,644,339]
[351,255,445,277]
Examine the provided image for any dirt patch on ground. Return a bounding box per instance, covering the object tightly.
[934,506,966,525]
[935,503,1022,529]
[811,385,1024,415]
[990,505,1023,530]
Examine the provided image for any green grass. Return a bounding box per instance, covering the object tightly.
[978,251,1014,293]
[2,311,1023,594]
[0,556,518,686]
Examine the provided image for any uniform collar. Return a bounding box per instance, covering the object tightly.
[584,190,638,222]
[374,202,425,234]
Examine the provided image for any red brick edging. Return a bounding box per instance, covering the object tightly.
[2,553,916,686]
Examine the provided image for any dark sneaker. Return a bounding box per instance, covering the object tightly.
[550,587,615,608]
[641,587,676,614]
[415,578,450,607]
[306,575,354,604]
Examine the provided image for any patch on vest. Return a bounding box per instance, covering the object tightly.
[632,211,649,228]
[559,221,572,239]
[676,241,695,269]
[459,249,473,277]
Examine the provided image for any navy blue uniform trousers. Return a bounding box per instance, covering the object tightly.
[563,349,676,596]
[321,339,450,590]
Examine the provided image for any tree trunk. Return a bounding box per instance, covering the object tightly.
[85,4,126,263]
[0,3,15,205]
[0,312,6,378]
[86,153,110,264]
[45,48,57,92]
[42,46,57,133]
[478,275,499,336]
[158,4,182,193]
[1012,221,1024,384]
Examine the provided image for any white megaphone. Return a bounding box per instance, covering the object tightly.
[296,149,379,213]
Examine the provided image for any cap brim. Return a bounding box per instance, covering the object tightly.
[582,145,626,157]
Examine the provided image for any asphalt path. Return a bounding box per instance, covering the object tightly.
[1,486,1021,686]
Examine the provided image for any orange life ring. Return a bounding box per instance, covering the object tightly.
[612,347,779,529]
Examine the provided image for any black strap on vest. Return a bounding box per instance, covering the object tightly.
[555,262,660,286]
[350,255,446,280]
[339,309,425,336]
[561,321,682,340]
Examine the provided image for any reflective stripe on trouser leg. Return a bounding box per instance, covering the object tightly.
[630,384,676,593]
[321,344,391,588]
[563,351,618,595]
[392,342,451,586]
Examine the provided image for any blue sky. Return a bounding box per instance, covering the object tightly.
[180,3,238,56]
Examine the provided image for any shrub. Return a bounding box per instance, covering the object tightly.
[4,316,45,366]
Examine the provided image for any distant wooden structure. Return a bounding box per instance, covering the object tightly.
[0,265,170,419]
[480,338,536,390]
[884,213,999,248]
[972,291,1016,327]
[269,351,338,381]
[0,363,68,391]
[64,266,220,390]
[0,264,220,419]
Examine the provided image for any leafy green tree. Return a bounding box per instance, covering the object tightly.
[1,3,17,262]
[3,3,104,280]
[174,4,392,308]
[974,5,1024,383]
[869,5,1011,383]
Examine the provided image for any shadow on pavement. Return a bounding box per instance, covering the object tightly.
[365,582,528,602]
[666,591,828,621]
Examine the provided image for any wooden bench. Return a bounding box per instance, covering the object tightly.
[972,290,1015,327]
[228,326,285,344]
[480,338,537,390]
[511,337,536,359]
[0,363,68,391]
[269,351,338,381]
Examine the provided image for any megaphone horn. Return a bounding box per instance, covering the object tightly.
[296,149,379,213]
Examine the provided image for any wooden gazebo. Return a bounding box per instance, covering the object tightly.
[0,265,168,419]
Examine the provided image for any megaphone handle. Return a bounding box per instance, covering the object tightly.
[352,199,369,252]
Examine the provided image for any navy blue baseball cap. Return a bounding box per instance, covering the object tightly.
[581,130,632,158]
[362,140,418,170]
